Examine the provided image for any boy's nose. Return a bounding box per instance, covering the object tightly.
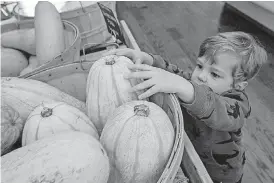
[198,72,207,83]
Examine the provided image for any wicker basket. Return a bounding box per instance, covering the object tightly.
[12,1,117,49]
[22,55,186,182]
[1,19,81,77]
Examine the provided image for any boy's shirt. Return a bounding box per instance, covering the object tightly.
[150,54,251,183]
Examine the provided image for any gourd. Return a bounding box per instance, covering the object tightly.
[1,48,28,77]
[19,55,39,76]
[100,100,175,183]
[86,55,140,134]
[1,77,86,122]
[35,1,65,66]
[2,132,110,183]
[1,28,36,55]
[22,102,99,146]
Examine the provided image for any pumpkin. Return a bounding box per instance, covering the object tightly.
[22,102,99,146]
[86,55,140,134]
[2,131,110,183]
[1,77,86,122]
[35,1,65,66]
[1,102,24,155]
[100,100,175,183]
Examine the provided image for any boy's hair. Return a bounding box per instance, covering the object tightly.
[198,31,268,83]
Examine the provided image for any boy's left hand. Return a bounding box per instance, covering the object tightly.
[125,64,183,100]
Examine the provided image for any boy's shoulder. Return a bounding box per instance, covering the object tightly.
[221,89,251,118]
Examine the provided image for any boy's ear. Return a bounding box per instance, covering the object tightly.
[235,81,248,90]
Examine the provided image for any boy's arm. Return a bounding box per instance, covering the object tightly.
[180,82,251,131]
[147,53,251,131]
[148,53,192,80]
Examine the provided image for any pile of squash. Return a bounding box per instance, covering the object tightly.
[1,2,175,183]
[1,1,73,77]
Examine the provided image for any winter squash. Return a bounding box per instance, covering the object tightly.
[35,1,65,66]
[86,55,140,134]
[2,131,110,183]
[100,100,175,183]
[1,77,86,122]
[22,102,99,146]
[19,55,39,76]
[1,48,28,77]
[1,28,36,55]
[1,102,24,155]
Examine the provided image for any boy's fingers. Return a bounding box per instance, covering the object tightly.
[135,58,142,64]
[103,48,129,56]
[127,64,154,71]
[138,86,159,100]
[102,49,117,56]
[129,80,154,93]
[124,71,152,79]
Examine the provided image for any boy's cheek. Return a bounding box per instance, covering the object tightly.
[190,71,198,83]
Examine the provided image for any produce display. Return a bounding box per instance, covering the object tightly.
[1,1,181,183]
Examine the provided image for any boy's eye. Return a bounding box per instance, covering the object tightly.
[197,64,203,69]
[211,72,220,78]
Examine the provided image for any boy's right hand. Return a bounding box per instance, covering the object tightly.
[103,48,154,66]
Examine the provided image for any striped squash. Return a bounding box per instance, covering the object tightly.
[86,55,140,135]
[2,132,110,183]
[22,102,99,146]
[1,102,24,155]
[100,100,175,183]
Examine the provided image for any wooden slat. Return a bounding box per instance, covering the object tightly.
[225,1,274,36]
[182,134,213,183]
[117,4,157,54]
[120,20,141,51]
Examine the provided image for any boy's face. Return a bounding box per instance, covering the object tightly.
[191,51,239,94]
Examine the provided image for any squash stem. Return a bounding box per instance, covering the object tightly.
[134,104,150,117]
[41,107,53,117]
[106,60,115,65]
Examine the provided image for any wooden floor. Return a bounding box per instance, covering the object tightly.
[116,2,274,183]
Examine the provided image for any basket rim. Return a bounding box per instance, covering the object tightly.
[1,19,80,52]
[2,19,81,77]
[157,93,185,183]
